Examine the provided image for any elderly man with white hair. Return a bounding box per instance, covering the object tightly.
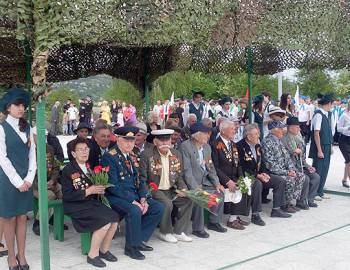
[181,113,197,141]
[236,123,291,225]
[180,122,226,238]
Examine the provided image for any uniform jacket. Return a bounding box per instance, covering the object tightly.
[61,160,97,214]
[101,145,148,204]
[211,136,243,185]
[179,139,219,190]
[261,133,296,176]
[236,139,267,177]
[139,147,187,190]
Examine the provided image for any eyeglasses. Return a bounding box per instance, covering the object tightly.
[75,147,90,153]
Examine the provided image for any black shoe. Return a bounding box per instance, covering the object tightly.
[0,242,8,257]
[124,247,145,260]
[138,243,153,251]
[99,251,118,262]
[87,256,106,268]
[49,216,68,230]
[342,180,350,188]
[32,220,40,236]
[271,209,292,218]
[15,255,29,270]
[207,223,227,233]
[262,198,271,204]
[8,266,20,270]
[251,214,266,226]
[296,202,309,210]
[308,201,318,208]
[192,230,210,238]
[281,205,296,213]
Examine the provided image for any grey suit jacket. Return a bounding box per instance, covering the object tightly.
[179,139,219,190]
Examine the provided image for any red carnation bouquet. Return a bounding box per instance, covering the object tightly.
[88,164,114,207]
[146,182,159,198]
[176,190,222,215]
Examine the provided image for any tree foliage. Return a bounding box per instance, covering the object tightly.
[45,87,79,114]
[151,71,297,102]
[104,79,143,113]
[296,68,333,98]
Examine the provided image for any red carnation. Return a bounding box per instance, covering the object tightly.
[94,165,103,174]
[208,200,216,208]
[149,182,158,191]
[104,166,110,173]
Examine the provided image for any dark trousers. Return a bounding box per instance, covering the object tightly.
[259,174,286,210]
[111,198,164,248]
[312,145,331,197]
[300,121,311,143]
[304,170,320,202]
[191,186,224,232]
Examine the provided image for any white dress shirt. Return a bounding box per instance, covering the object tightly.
[337,111,350,136]
[0,115,36,188]
[311,108,335,135]
[298,104,310,122]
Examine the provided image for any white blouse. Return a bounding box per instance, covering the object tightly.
[337,111,350,137]
[0,115,36,188]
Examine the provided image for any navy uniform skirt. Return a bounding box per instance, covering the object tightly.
[69,200,119,233]
[0,170,33,218]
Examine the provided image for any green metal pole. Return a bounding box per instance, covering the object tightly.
[36,99,51,270]
[24,40,32,125]
[143,48,150,114]
[246,46,253,123]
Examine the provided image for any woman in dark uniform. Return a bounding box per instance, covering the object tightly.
[61,138,119,268]
[0,88,36,270]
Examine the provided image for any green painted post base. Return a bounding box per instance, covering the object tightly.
[204,209,210,225]
[81,233,92,255]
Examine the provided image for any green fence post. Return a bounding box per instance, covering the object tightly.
[36,99,51,270]
[24,39,33,125]
[246,46,253,123]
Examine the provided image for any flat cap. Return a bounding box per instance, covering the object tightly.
[268,120,286,130]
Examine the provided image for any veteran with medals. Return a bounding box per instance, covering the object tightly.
[139,129,193,243]
[61,138,119,268]
[101,126,164,260]
[211,120,254,230]
[237,124,291,224]
[180,123,227,238]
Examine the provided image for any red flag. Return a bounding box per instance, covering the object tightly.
[245,87,249,99]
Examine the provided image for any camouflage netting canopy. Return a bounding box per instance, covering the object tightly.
[0,0,350,92]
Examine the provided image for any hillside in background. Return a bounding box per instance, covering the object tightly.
[52,74,113,101]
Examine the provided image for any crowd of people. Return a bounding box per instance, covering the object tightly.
[0,87,347,269]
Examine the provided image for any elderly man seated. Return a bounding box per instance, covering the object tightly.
[101,126,164,260]
[282,117,320,208]
[140,129,193,243]
[261,121,309,213]
[180,123,226,238]
[236,123,291,225]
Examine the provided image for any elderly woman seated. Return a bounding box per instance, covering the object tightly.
[61,137,119,268]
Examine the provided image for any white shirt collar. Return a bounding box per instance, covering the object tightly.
[319,108,329,116]
[6,114,19,126]
[220,135,231,148]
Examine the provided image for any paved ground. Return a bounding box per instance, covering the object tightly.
[0,138,349,270]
